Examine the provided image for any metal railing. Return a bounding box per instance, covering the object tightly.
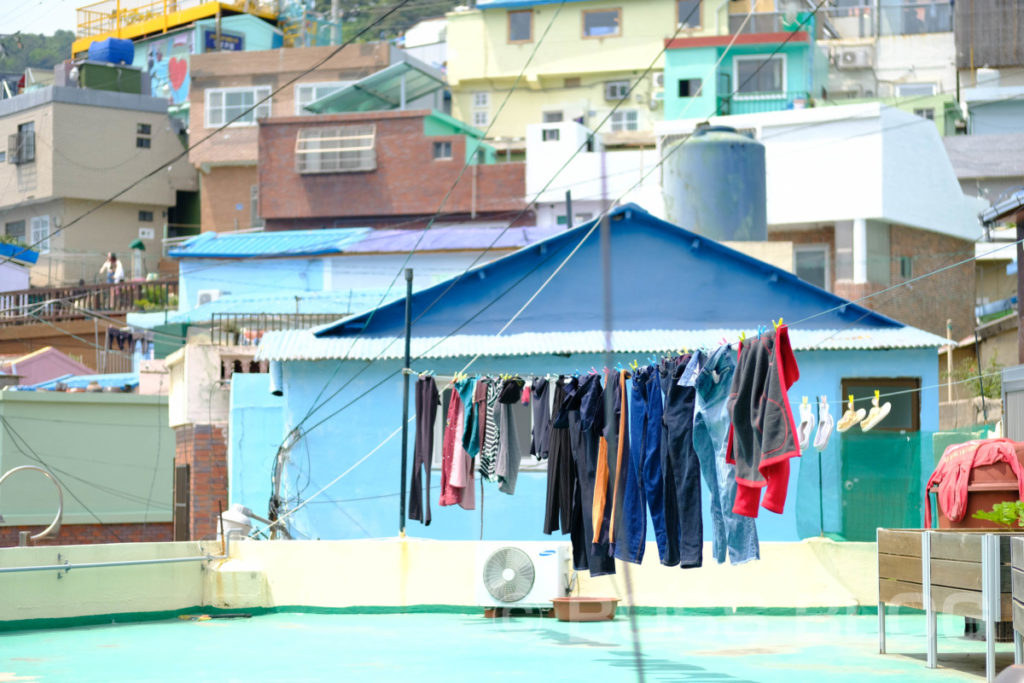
[76,0,277,38]
[879,2,952,35]
[717,91,813,116]
[209,313,348,346]
[0,279,178,325]
[728,11,825,36]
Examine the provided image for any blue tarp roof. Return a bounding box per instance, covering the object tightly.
[17,372,139,391]
[0,242,39,265]
[315,204,904,340]
[169,228,372,259]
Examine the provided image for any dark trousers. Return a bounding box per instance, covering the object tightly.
[661,361,703,568]
[573,373,616,577]
[408,376,439,526]
[619,366,667,564]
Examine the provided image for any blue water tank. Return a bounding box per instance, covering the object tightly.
[87,38,135,65]
[662,126,767,242]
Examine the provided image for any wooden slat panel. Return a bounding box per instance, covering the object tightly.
[931,532,983,561]
[932,558,1011,591]
[877,529,923,558]
[1014,598,1024,635]
[879,579,924,610]
[1013,568,1024,602]
[930,586,1013,620]
[1014,538,1024,569]
[879,553,922,584]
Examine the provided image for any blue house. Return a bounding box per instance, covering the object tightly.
[663,22,829,120]
[254,204,946,547]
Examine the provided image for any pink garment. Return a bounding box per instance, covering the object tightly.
[440,391,464,507]
[924,438,1024,527]
[451,428,476,511]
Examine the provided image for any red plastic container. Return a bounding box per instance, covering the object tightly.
[930,443,1024,529]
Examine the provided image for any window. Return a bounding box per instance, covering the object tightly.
[610,109,638,132]
[542,111,564,123]
[472,92,489,128]
[250,185,262,227]
[205,86,272,128]
[138,210,154,222]
[0,151,5,163]
[30,215,50,253]
[895,82,937,97]
[734,55,785,95]
[136,137,151,148]
[841,377,920,432]
[295,124,376,174]
[137,123,151,135]
[508,9,533,42]
[433,141,453,159]
[541,128,560,141]
[677,0,701,28]
[472,111,488,127]
[604,80,630,100]
[899,255,912,279]
[7,121,35,164]
[5,220,25,241]
[583,8,621,38]
[678,78,703,97]
[473,92,490,108]
[794,245,829,291]
[294,81,351,115]
[913,107,935,121]
[564,77,581,88]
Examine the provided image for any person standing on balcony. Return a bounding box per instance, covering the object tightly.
[99,252,125,284]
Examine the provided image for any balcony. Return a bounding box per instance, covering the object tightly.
[729,11,825,37]
[208,313,347,346]
[0,279,178,325]
[717,91,813,116]
[879,2,952,35]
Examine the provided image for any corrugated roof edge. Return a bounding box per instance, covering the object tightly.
[257,326,949,362]
[314,203,903,338]
[168,227,373,259]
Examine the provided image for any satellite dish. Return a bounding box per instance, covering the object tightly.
[68,66,79,85]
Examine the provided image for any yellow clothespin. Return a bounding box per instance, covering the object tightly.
[773,317,783,331]
[874,389,880,404]
[739,332,746,343]
[848,394,855,411]
[802,396,808,405]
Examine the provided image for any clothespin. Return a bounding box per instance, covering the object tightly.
[773,317,784,331]
[802,396,808,405]
[874,389,881,405]
[630,359,639,371]
[757,325,766,339]
[848,394,855,411]
[739,332,746,343]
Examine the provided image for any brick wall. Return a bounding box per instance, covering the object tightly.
[199,166,258,232]
[0,522,172,546]
[258,110,526,224]
[833,225,974,340]
[174,424,228,541]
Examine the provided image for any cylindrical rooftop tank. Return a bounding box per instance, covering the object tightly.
[87,38,135,66]
[662,125,766,241]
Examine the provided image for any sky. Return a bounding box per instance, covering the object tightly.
[2,0,80,37]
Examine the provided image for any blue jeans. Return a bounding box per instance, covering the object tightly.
[690,346,760,565]
[661,359,703,569]
[617,367,662,564]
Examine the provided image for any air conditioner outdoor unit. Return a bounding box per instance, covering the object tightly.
[196,289,223,307]
[652,71,665,89]
[835,46,873,70]
[475,542,570,609]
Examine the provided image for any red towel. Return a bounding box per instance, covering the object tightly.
[924,438,1024,528]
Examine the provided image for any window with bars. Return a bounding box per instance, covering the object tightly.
[295,125,377,174]
[205,86,272,128]
[610,109,638,132]
[7,121,35,164]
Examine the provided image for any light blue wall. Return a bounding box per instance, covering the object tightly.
[229,373,284,514]
[970,101,1024,135]
[664,46,719,120]
[193,15,284,53]
[178,258,327,311]
[269,346,939,544]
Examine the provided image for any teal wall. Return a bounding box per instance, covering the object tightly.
[268,345,939,544]
[0,392,174,526]
[664,45,719,120]
[229,374,283,516]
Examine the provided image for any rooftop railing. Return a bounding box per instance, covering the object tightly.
[0,279,178,325]
[209,313,348,346]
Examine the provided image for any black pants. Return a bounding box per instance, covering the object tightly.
[661,361,703,568]
[408,376,439,526]
[574,373,616,577]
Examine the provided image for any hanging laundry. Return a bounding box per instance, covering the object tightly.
[797,397,815,451]
[494,376,525,495]
[440,389,472,507]
[478,379,501,482]
[860,391,891,432]
[409,376,440,526]
[106,327,133,351]
[622,364,668,565]
[660,355,703,569]
[814,396,834,451]
[925,439,1024,527]
[726,325,801,518]
[836,395,865,433]
[474,379,489,455]
[529,377,552,460]
[687,346,759,566]
[572,373,615,576]
[606,370,632,561]
[457,378,480,459]
[544,377,575,534]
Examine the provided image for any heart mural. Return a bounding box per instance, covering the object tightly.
[168,57,188,91]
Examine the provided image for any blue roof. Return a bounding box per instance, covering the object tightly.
[169,228,372,259]
[316,204,904,340]
[18,372,139,391]
[167,290,400,323]
[0,242,38,264]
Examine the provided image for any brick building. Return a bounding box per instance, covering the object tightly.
[258,109,527,230]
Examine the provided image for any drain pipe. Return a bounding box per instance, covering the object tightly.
[0,530,241,575]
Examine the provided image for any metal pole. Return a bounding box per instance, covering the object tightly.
[399,268,413,535]
[565,190,573,229]
[945,319,953,404]
[975,330,988,423]
[1017,220,1024,365]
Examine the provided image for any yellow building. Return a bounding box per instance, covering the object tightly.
[446,0,729,152]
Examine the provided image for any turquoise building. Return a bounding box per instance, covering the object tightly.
[663,22,829,120]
